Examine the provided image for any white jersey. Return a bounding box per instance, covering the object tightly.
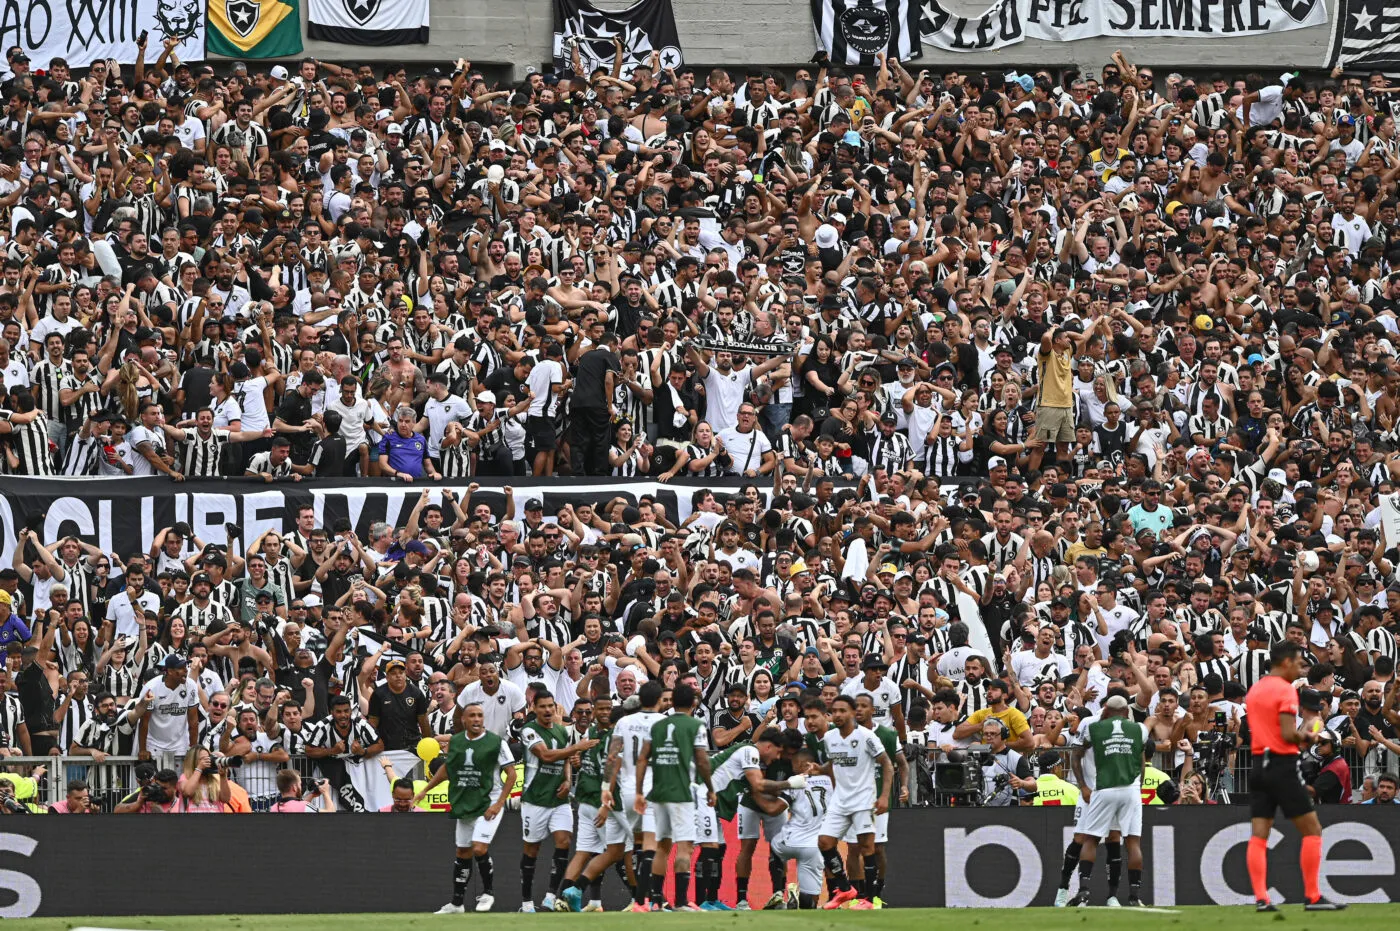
[1073,712,1098,790]
[713,742,762,792]
[144,677,199,753]
[839,676,901,728]
[822,724,885,814]
[614,710,665,795]
[780,773,831,847]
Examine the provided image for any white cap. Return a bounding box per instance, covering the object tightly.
[988,456,1008,469]
[303,593,322,608]
[374,108,392,122]
[489,138,509,152]
[386,123,403,135]
[1267,467,1288,483]
[476,390,496,404]
[270,65,289,80]
[830,212,848,224]
[813,224,839,249]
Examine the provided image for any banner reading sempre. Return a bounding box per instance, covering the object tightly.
[912,0,1327,52]
[307,0,427,45]
[0,0,205,68]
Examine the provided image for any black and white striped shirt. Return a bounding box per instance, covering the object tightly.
[172,598,235,634]
[1232,648,1272,690]
[175,427,234,479]
[8,412,54,475]
[922,435,960,478]
[30,358,69,422]
[247,451,294,480]
[980,532,1024,570]
[59,372,102,429]
[867,431,913,474]
[61,432,102,476]
[305,713,380,757]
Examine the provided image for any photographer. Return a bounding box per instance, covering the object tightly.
[118,767,182,813]
[1307,730,1352,804]
[179,747,234,812]
[270,768,336,812]
[978,718,1035,806]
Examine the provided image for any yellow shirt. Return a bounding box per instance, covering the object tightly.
[1140,766,1169,805]
[967,706,1031,738]
[1036,347,1075,409]
[1032,773,1081,806]
[1064,542,1108,565]
[414,778,450,812]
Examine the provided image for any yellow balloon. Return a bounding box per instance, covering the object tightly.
[416,737,442,764]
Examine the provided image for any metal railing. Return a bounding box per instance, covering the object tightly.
[903,740,1256,807]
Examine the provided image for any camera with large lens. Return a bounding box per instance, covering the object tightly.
[932,748,985,805]
[141,783,170,804]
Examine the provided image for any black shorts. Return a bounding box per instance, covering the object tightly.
[526,415,557,452]
[1249,752,1314,820]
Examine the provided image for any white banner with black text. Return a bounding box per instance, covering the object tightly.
[916,0,1327,52]
[1,0,204,67]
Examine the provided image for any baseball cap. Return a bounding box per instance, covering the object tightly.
[476,390,497,404]
[385,657,407,671]
[386,123,404,136]
[861,655,889,670]
[163,654,188,669]
[525,498,544,511]
[269,65,289,80]
[988,456,1008,470]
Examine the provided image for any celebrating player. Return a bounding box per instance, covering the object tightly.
[633,683,714,911]
[560,695,617,912]
[519,690,596,912]
[416,702,516,914]
[1067,696,1147,907]
[770,748,831,909]
[816,695,893,910]
[844,693,907,907]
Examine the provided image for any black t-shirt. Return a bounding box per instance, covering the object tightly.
[574,348,620,411]
[715,708,762,744]
[368,683,427,751]
[180,365,217,416]
[276,391,314,463]
[16,662,55,733]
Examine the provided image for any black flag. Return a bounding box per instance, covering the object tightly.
[1330,0,1400,73]
[552,0,684,79]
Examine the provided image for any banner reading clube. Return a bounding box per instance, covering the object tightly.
[0,0,204,67]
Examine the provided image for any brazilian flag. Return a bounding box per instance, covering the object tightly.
[207,0,304,57]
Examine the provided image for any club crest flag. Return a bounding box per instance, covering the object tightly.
[207,0,303,56]
[308,0,428,44]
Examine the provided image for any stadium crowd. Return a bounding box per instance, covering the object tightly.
[0,31,1391,907]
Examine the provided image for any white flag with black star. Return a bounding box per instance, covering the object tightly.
[812,0,922,66]
[308,0,428,45]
